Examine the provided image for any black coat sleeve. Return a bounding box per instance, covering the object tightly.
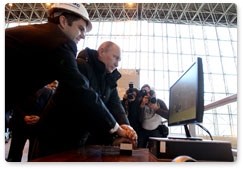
[106,88,130,125]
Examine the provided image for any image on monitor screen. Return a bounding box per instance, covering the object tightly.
[168,57,204,140]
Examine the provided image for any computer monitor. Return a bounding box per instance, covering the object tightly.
[168,57,204,140]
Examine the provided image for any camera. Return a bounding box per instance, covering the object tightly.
[149,97,157,104]
[148,90,156,104]
[127,83,135,100]
[127,93,134,100]
[139,89,147,97]
[139,89,156,104]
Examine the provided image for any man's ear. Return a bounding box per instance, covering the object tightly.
[58,15,67,29]
[98,48,104,57]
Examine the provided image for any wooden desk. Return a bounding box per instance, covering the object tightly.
[31,145,168,162]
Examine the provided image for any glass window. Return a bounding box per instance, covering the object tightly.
[155,90,169,106]
[211,74,226,93]
[232,41,237,56]
[167,24,177,37]
[148,52,155,70]
[119,52,128,69]
[213,93,229,102]
[194,39,206,55]
[140,21,148,35]
[89,22,99,35]
[204,92,215,105]
[96,36,111,46]
[139,70,155,88]
[154,37,163,52]
[180,39,192,54]
[168,54,179,71]
[169,72,181,86]
[204,26,217,40]
[124,21,137,36]
[162,23,167,36]
[140,36,149,52]
[207,56,223,74]
[167,38,178,53]
[229,28,237,41]
[148,22,154,36]
[154,71,164,89]
[221,57,237,74]
[202,113,214,126]
[192,25,204,39]
[140,52,149,69]
[230,103,237,115]
[112,22,123,35]
[206,40,220,56]
[217,27,230,40]
[122,36,130,51]
[219,41,234,56]
[100,22,112,34]
[218,124,232,136]
[148,37,155,52]
[178,24,190,38]
[162,53,169,71]
[154,53,164,70]
[162,36,168,53]
[225,75,237,93]
[154,23,163,36]
[182,55,194,67]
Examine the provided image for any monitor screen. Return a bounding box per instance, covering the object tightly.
[168,57,204,127]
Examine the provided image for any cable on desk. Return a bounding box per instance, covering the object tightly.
[196,123,213,140]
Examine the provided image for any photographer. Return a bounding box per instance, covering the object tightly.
[121,83,140,134]
[138,89,169,148]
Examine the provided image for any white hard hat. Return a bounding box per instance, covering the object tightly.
[49,3,92,32]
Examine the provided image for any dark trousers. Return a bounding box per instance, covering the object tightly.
[138,127,162,148]
[7,127,36,162]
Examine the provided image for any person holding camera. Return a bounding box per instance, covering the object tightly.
[138,89,169,148]
[121,83,141,134]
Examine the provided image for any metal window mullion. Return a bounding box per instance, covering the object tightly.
[215,27,229,95]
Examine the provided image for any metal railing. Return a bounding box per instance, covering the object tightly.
[204,94,237,111]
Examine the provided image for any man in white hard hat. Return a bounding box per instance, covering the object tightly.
[6,3,136,160]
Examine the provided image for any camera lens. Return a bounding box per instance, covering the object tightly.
[149,97,157,104]
[140,89,147,97]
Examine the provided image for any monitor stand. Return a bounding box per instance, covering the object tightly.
[168,124,203,141]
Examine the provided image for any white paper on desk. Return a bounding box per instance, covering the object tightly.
[160,141,166,153]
